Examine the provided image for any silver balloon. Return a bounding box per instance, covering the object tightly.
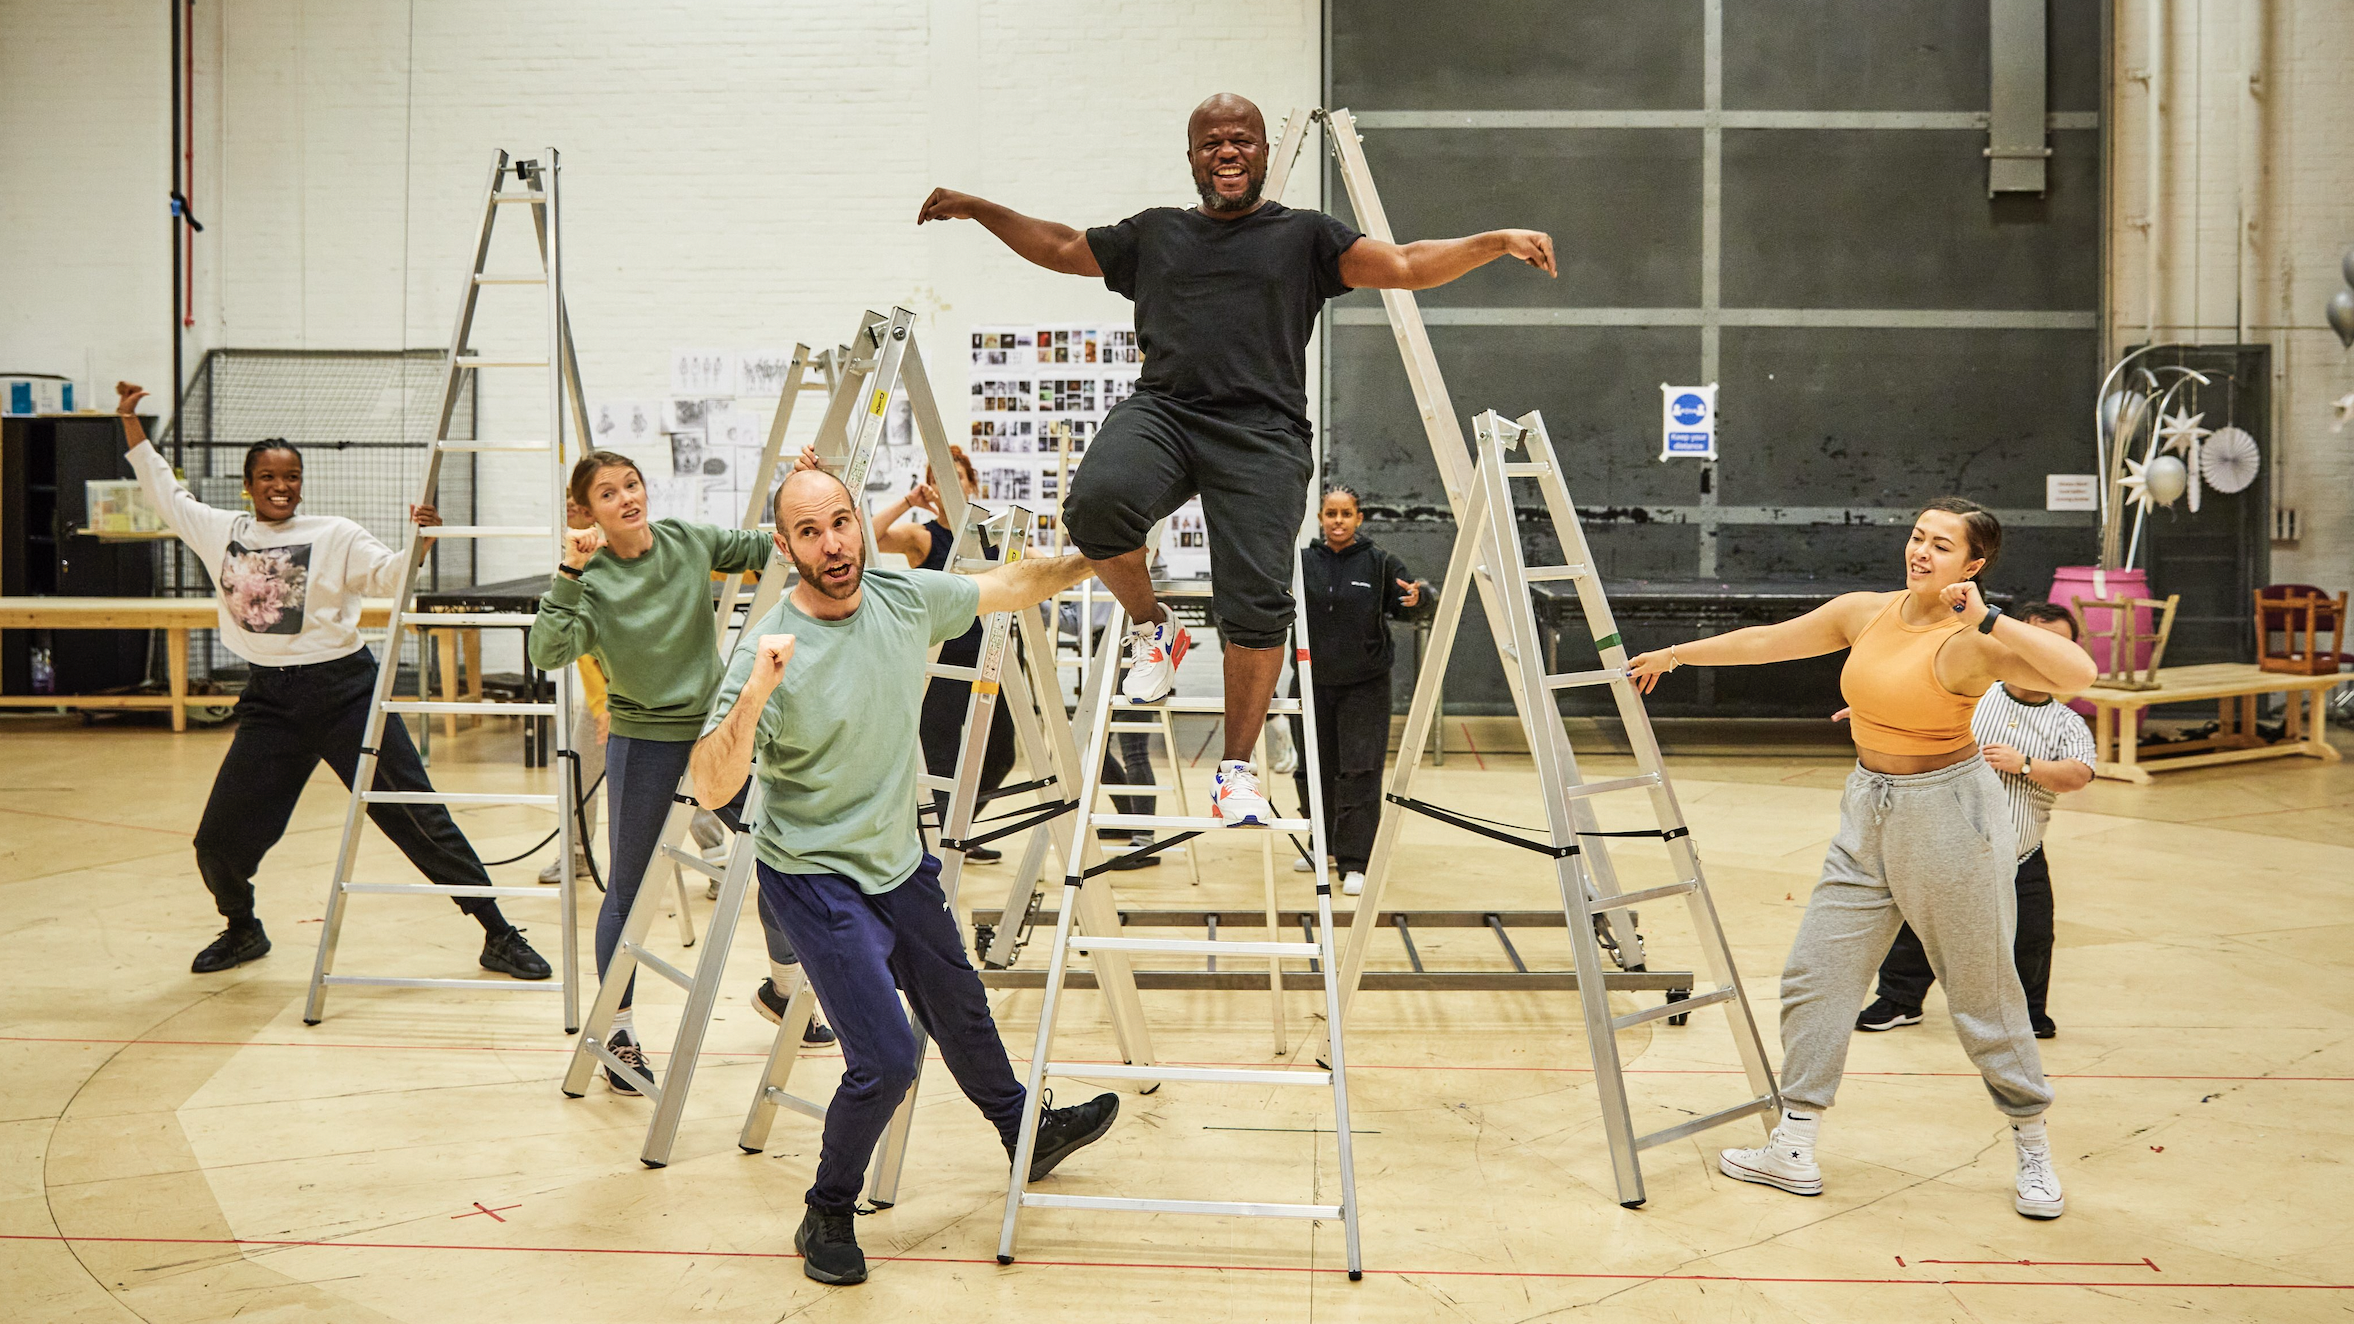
[2144,454,2189,506]
[2331,288,2354,350]
[2101,388,2151,448]
[2343,245,2354,292]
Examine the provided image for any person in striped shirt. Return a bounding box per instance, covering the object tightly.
[1854,601,2095,1040]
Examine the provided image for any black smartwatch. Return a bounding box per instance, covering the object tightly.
[1978,604,2002,635]
[558,563,585,579]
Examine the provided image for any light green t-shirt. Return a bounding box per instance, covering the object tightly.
[704,567,981,893]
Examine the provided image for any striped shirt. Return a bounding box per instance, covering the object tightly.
[1971,686,2097,860]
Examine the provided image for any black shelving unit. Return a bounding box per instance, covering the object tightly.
[1,413,159,695]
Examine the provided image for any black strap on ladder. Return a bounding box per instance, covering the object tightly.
[1385,794,1692,857]
[942,798,1080,853]
[1078,830,1202,879]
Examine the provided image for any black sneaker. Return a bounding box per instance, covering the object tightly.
[606,1029,649,1096]
[2033,1019,2058,1040]
[794,1205,868,1285]
[1855,997,1922,1032]
[191,920,270,973]
[753,978,837,1045]
[479,926,552,980]
[1014,1089,1119,1182]
[963,844,1004,864]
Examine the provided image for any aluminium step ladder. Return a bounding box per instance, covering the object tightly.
[1367,408,1781,1208]
[304,148,592,1028]
[565,308,1154,1180]
[996,553,1364,1279]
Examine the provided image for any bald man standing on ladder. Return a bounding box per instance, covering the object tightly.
[919,92,1558,825]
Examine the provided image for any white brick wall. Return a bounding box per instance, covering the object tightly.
[2108,0,2354,594]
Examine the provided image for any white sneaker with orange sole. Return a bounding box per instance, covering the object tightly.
[1119,611,1189,703]
[1211,760,1273,826]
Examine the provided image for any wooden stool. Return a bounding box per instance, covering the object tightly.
[2071,593,2180,691]
[2254,586,2349,677]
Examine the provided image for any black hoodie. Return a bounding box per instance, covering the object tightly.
[1300,534,1424,686]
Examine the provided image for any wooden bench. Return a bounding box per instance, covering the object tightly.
[2078,662,2345,783]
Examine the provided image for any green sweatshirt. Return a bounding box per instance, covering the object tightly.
[528,518,770,741]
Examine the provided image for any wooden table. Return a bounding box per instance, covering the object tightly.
[2078,662,2345,783]
[0,597,394,732]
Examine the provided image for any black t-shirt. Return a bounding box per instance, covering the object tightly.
[918,516,988,665]
[1087,202,1361,438]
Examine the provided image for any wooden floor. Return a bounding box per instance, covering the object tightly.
[5,710,2351,1322]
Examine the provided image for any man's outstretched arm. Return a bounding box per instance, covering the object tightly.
[917,188,1102,277]
[1339,230,1557,291]
[972,552,1097,615]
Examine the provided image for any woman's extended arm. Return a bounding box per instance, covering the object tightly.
[1623,592,1882,693]
[1947,585,2099,695]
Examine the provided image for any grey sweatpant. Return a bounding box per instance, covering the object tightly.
[1778,756,2054,1119]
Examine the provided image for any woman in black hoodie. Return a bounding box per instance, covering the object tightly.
[1290,485,1428,894]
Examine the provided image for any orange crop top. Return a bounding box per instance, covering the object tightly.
[1838,594,1984,756]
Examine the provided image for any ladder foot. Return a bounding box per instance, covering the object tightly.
[640,1158,665,1170]
[997,1255,1015,1265]
[739,1145,761,1155]
[561,1089,584,1100]
[867,1199,894,1211]
[302,1018,320,1027]
[1349,1270,1363,1282]
[1621,1199,1646,1210]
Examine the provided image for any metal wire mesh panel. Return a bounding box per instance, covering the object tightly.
[163,349,477,683]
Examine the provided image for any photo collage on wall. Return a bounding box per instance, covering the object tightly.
[588,348,801,531]
[967,323,1200,575]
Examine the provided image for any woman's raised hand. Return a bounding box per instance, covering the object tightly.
[1940,579,1986,618]
[1623,648,1677,694]
[563,523,607,570]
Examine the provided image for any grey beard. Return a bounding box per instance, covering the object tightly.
[1196,176,1264,213]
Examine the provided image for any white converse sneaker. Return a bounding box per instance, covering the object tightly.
[1212,760,1273,826]
[1291,854,1316,873]
[2014,1125,2065,1219]
[1719,1116,1824,1196]
[1341,871,1366,896]
[1119,611,1190,703]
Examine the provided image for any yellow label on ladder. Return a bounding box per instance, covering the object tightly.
[870,387,889,416]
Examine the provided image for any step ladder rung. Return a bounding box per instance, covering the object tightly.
[928,663,981,682]
[337,882,555,899]
[1088,813,1312,832]
[360,790,559,807]
[428,525,554,538]
[1612,986,1733,1032]
[472,274,548,285]
[1636,1095,1778,1152]
[492,192,548,204]
[437,441,551,453]
[1018,1193,1339,1220]
[1521,564,1591,582]
[621,941,693,993]
[659,844,726,880]
[1119,697,1302,714]
[1588,880,1697,914]
[1068,935,1318,959]
[1544,667,1623,690]
[582,1038,662,1102]
[1106,721,1167,733]
[1560,772,1662,801]
[382,700,556,716]
[1044,1061,1331,1088]
[404,612,541,627]
[1502,462,1551,478]
[762,1085,827,1122]
[1095,783,1178,795]
[454,356,552,369]
[917,773,956,791]
[320,974,562,993]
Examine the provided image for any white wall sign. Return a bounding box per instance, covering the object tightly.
[2045,474,2099,511]
[1659,383,1718,460]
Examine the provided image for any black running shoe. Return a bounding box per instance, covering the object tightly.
[1015,1089,1119,1182]
[1855,997,1922,1032]
[479,926,552,980]
[2033,1019,2058,1040]
[794,1206,868,1285]
[962,844,1004,864]
[191,920,270,974]
[753,978,837,1045]
[606,1029,649,1096]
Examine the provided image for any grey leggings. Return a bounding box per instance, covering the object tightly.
[598,733,796,1009]
[1777,756,2053,1120]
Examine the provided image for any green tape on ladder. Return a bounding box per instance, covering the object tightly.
[1595,632,1621,652]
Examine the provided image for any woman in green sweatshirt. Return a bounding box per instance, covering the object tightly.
[529,450,831,1094]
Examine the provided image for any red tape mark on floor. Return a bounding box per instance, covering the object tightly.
[451,1203,520,1223]
[3,1036,2345,1084]
[0,1233,2341,1291]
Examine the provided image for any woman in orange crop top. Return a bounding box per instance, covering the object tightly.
[1623,498,2096,1222]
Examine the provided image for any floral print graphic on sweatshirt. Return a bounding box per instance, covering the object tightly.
[220,540,311,635]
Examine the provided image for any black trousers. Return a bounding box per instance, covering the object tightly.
[194,648,505,931]
[1287,672,1390,872]
[1874,844,2055,1030]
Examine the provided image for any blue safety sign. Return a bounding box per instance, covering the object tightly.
[1659,382,1718,460]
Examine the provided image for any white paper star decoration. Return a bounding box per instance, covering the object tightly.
[2118,455,2154,516]
[2157,408,2209,457]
